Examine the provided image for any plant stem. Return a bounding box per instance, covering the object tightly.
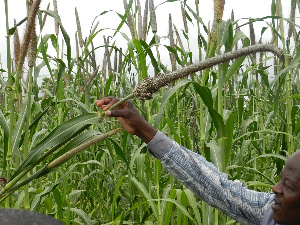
[101,93,134,117]
[22,66,33,210]
[4,0,13,208]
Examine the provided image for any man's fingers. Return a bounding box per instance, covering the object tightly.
[108,108,132,118]
[102,98,119,110]
[95,98,111,107]
[96,97,120,109]
[105,110,112,117]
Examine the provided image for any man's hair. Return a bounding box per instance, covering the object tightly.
[0,209,64,225]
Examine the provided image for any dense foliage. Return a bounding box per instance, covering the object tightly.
[0,0,299,224]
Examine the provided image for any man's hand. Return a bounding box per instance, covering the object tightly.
[96,97,157,144]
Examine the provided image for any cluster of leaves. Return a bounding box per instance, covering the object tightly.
[0,0,299,224]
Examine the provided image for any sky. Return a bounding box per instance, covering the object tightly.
[0,0,295,81]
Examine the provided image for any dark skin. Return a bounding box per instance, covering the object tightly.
[272,151,300,225]
[95,97,157,144]
[96,97,300,224]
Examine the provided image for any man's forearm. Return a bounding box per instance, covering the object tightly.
[147,131,274,225]
[135,122,157,144]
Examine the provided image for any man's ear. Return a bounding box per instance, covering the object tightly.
[0,209,64,225]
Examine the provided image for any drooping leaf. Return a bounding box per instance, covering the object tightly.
[140,40,160,75]
[41,10,71,72]
[133,39,148,79]
[131,177,159,220]
[69,208,96,225]
[10,113,101,181]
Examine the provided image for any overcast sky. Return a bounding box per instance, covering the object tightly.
[0,0,295,78]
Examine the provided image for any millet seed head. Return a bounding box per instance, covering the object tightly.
[53,0,59,36]
[13,19,20,70]
[18,0,41,69]
[137,0,143,40]
[75,7,84,48]
[142,0,149,41]
[149,0,157,33]
[133,44,285,100]
[288,0,296,39]
[27,24,37,67]
[133,77,160,100]
[213,0,224,23]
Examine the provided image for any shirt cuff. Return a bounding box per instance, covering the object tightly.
[147,130,174,159]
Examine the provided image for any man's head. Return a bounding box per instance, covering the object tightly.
[0,209,63,225]
[272,150,300,225]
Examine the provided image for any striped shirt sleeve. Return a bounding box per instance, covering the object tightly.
[147,131,274,225]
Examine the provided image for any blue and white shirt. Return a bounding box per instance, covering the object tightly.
[147,131,275,225]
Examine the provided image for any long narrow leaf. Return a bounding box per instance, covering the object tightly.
[0,108,9,135]
[10,113,101,180]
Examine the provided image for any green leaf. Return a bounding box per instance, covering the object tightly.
[5,165,48,196]
[217,20,231,51]
[279,94,300,103]
[127,40,138,69]
[160,197,198,224]
[39,34,54,79]
[69,208,95,225]
[56,59,66,86]
[31,182,60,211]
[10,113,101,181]
[207,140,223,171]
[164,45,183,66]
[192,83,226,138]
[232,31,248,47]
[154,79,190,128]
[227,165,275,184]
[41,10,71,71]
[248,153,287,162]
[111,176,125,219]
[247,181,273,189]
[8,17,27,35]
[184,189,202,225]
[113,0,134,37]
[261,27,268,36]
[225,112,234,165]
[257,69,269,88]
[109,138,131,172]
[140,40,160,75]
[165,117,180,143]
[12,95,33,156]
[294,118,300,135]
[162,188,173,225]
[269,49,300,91]
[154,80,226,138]
[131,177,159,220]
[105,74,113,96]
[184,4,206,30]
[133,39,148,79]
[0,109,9,136]
[53,188,63,221]
[50,130,103,161]
[224,38,250,84]
[59,98,90,113]
[203,108,212,142]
